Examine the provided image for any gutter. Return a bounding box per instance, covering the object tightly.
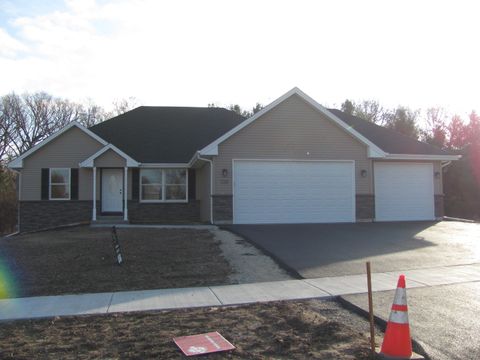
[196,153,214,225]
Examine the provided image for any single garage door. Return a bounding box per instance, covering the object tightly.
[233,160,355,224]
[374,162,434,221]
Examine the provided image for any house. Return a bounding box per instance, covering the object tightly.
[8,88,459,232]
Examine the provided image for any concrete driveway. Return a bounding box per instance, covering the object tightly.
[227,221,480,278]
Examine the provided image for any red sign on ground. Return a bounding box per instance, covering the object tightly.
[173,331,235,356]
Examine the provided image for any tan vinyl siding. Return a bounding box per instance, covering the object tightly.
[94,149,126,167]
[195,163,211,222]
[79,168,94,200]
[21,127,104,200]
[213,94,372,195]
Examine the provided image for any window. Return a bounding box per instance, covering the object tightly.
[140,169,187,202]
[50,168,70,200]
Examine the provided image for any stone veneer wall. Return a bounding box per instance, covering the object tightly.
[434,194,444,218]
[128,201,201,223]
[212,195,233,223]
[19,201,94,232]
[356,194,375,221]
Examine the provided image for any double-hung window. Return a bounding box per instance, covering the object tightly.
[50,168,71,200]
[140,169,187,202]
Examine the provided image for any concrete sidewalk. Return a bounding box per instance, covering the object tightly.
[1,263,479,321]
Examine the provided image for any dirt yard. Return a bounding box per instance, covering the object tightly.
[0,226,232,298]
[0,299,376,359]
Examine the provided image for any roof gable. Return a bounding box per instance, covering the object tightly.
[199,87,459,161]
[8,122,107,169]
[79,144,139,167]
[199,87,386,158]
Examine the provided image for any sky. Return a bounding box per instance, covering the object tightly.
[0,0,479,117]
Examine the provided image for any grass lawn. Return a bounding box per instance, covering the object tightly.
[0,226,232,298]
[0,300,375,359]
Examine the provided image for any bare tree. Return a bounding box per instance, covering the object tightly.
[421,107,447,148]
[0,97,15,162]
[2,92,82,157]
[228,103,264,118]
[341,99,390,125]
[76,101,106,128]
[109,97,139,117]
[384,106,420,139]
[355,100,390,125]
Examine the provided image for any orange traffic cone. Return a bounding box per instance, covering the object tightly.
[379,275,424,360]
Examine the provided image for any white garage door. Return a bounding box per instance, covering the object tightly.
[233,160,355,224]
[374,162,434,221]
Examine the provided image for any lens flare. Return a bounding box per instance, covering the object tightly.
[0,257,18,299]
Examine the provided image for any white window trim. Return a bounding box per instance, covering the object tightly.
[140,168,188,203]
[49,168,71,201]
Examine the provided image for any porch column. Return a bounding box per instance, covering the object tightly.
[92,167,97,221]
[123,166,128,221]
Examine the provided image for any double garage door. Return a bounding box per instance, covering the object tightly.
[233,160,435,224]
[233,160,355,224]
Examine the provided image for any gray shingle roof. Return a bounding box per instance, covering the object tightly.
[327,108,452,156]
[89,106,245,163]
[88,105,453,164]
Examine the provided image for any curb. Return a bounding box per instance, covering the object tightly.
[337,296,431,360]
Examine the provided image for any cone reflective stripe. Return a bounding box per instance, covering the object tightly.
[380,275,413,359]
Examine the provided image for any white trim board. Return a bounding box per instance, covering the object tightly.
[8,122,108,169]
[199,87,387,158]
[79,144,139,168]
[384,154,461,161]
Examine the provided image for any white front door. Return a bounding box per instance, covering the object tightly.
[233,160,355,224]
[102,169,123,213]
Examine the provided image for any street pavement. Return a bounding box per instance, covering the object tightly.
[343,281,480,360]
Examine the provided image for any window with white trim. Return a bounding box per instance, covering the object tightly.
[140,169,187,202]
[50,168,70,200]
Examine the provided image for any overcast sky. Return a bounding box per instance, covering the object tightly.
[0,0,478,117]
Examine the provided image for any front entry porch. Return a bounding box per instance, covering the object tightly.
[79,144,140,223]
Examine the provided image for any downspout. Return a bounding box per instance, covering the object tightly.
[17,170,21,232]
[441,161,452,168]
[197,154,214,224]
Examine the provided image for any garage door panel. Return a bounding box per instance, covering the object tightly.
[374,162,434,221]
[233,161,355,224]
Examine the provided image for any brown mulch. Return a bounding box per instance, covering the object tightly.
[0,226,232,298]
[0,300,375,359]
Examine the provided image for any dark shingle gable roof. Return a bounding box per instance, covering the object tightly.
[88,104,453,164]
[327,108,452,156]
[89,107,245,163]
